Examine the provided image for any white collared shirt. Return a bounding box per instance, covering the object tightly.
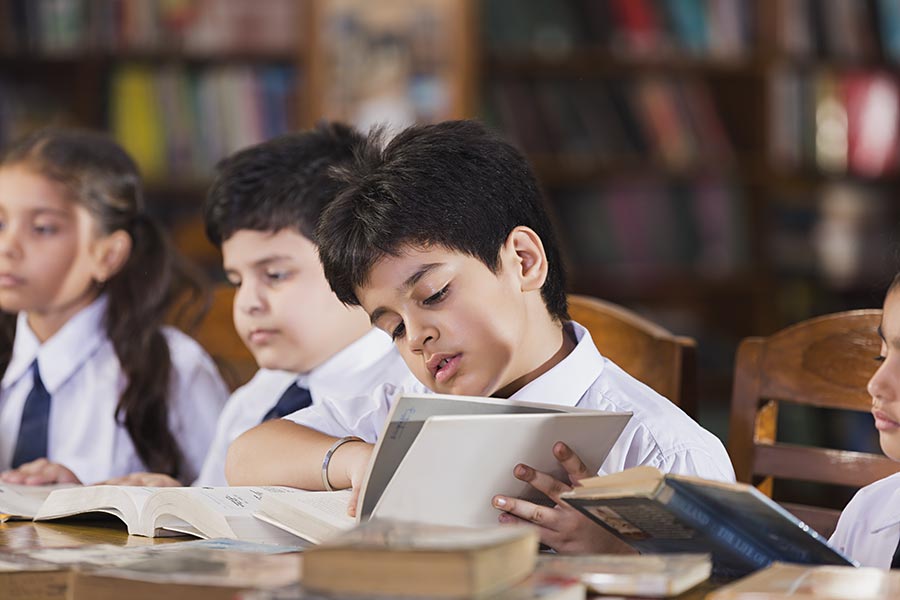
[830,471,900,568]
[198,328,410,486]
[0,296,229,484]
[287,321,735,482]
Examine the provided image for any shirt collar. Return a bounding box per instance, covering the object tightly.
[870,476,900,533]
[297,328,394,397]
[2,295,108,394]
[508,321,603,407]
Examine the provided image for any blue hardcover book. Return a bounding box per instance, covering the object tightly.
[561,466,855,579]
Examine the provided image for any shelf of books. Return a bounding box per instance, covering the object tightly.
[0,0,476,272]
[478,0,900,429]
[764,0,900,328]
[478,0,769,429]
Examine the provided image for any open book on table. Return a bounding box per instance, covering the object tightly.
[0,483,75,521]
[253,392,631,542]
[33,485,342,546]
[560,466,855,579]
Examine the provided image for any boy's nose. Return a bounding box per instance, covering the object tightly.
[406,322,436,352]
[235,283,266,314]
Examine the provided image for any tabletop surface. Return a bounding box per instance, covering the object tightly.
[0,519,720,599]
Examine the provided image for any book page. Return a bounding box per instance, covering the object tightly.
[255,489,354,544]
[358,392,581,519]
[371,411,631,527]
[32,486,157,535]
[145,486,296,541]
[0,483,75,521]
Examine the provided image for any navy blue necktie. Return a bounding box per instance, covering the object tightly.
[11,361,51,468]
[261,383,312,422]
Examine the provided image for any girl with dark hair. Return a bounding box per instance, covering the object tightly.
[830,274,900,567]
[0,129,227,485]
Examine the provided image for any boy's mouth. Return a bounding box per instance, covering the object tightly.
[247,328,278,345]
[426,353,461,383]
[0,273,24,287]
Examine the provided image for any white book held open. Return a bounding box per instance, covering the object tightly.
[254,392,631,541]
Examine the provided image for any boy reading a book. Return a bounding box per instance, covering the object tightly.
[107,122,411,487]
[830,273,900,568]
[226,120,734,552]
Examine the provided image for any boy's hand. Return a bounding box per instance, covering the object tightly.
[336,441,374,518]
[98,472,182,487]
[0,458,81,485]
[491,442,636,554]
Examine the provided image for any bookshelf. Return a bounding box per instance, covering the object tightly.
[0,0,475,270]
[477,0,900,434]
[3,0,897,437]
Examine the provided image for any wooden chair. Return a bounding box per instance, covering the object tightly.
[567,294,699,418]
[728,309,900,538]
[169,285,257,391]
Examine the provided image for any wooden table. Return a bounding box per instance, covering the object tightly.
[0,521,723,599]
[0,519,188,551]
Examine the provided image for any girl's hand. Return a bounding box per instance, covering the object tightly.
[1,458,81,485]
[491,442,637,554]
[99,472,182,487]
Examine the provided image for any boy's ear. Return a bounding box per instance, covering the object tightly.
[504,226,548,292]
[92,229,132,284]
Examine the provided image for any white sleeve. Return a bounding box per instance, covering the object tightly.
[193,369,298,486]
[193,394,242,487]
[163,328,229,484]
[600,422,735,483]
[283,381,407,442]
[657,446,736,483]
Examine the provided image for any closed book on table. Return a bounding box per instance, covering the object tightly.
[301,520,539,598]
[709,562,900,599]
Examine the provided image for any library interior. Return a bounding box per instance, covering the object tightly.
[3,0,900,598]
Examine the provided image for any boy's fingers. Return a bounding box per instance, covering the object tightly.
[347,486,360,518]
[492,495,559,530]
[513,463,572,501]
[552,442,592,483]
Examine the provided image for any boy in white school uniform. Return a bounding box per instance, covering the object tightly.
[107,123,410,487]
[829,274,900,568]
[226,120,734,552]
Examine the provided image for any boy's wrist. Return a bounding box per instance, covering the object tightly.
[321,436,366,491]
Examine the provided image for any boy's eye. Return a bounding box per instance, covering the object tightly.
[265,270,290,282]
[875,355,887,363]
[225,275,242,288]
[391,322,406,341]
[423,285,449,306]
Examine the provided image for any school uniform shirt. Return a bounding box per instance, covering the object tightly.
[286,320,736,482]
[829,471,900,568]
[195,328,411,487]
[0,296,228,484]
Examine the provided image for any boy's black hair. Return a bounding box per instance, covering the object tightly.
[204,121,364,247]
[317,119,569,321]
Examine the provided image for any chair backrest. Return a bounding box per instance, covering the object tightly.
[169,285,257,391]
[567,294,698,417]
[728,309,899,537]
